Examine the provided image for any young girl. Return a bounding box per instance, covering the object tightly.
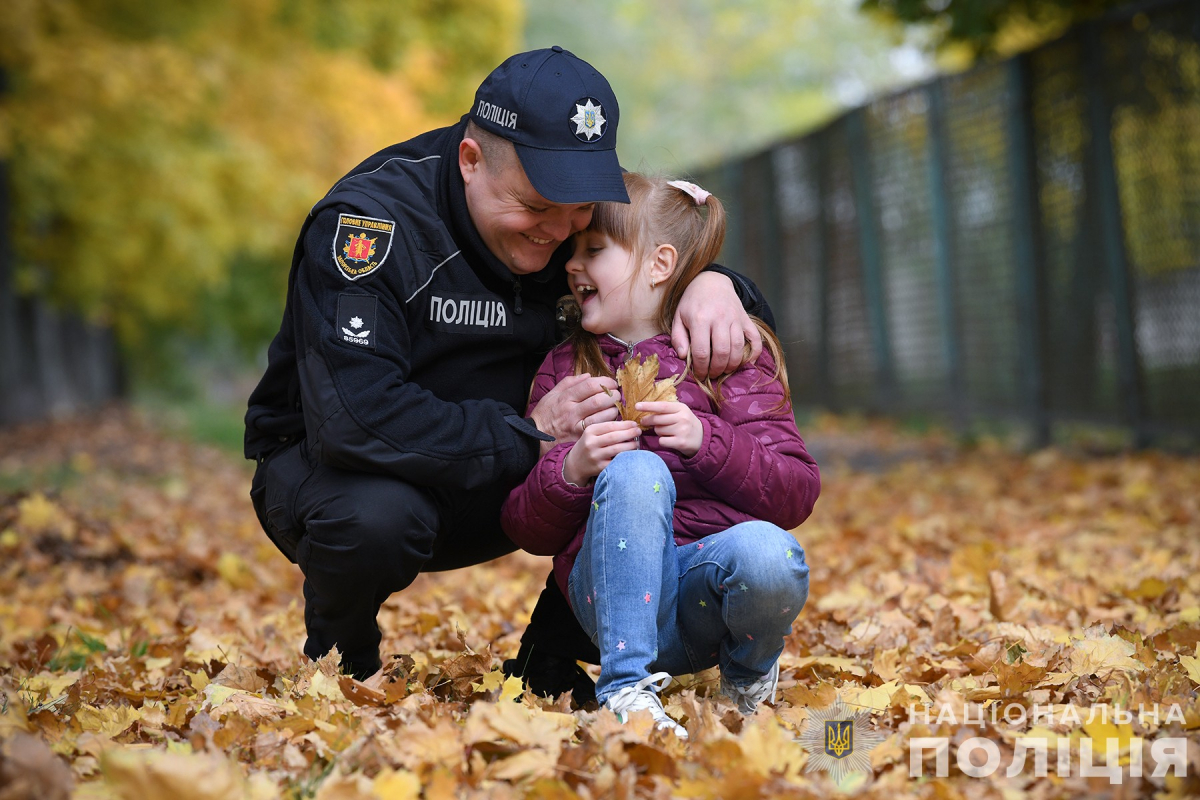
[501,173,819,738]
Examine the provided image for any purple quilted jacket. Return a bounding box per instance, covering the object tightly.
[501,332,821,604]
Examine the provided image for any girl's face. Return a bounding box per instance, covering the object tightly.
[566,230,662,342]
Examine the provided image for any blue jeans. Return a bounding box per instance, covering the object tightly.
[567,451,810,703]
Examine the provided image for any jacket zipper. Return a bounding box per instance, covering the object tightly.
[606,333,635,358]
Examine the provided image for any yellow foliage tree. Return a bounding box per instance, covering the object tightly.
[0,0,521,350]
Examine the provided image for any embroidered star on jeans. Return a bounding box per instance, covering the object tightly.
[653,481,662,493]
[618,539,627,550]
[644,592,652,603]
[786,548,793,558]
[739,582,749,592]
[617,640,626,651]
[592,501,600,511]
[699,600,707,608]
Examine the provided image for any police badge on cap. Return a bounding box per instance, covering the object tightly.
[570,98,607,142]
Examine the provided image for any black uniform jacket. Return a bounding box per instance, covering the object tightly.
[245,118,772,492]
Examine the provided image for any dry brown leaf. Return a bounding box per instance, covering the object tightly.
[613,354,680,428]
[4,408,1200,799]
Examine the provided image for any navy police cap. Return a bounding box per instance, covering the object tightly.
[470,46,629,204]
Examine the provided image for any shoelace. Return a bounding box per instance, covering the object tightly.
[604,672,688,738]
[721,660,780,714]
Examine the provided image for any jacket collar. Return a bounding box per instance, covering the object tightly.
[599,332,673,357]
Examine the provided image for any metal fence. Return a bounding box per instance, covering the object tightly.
[698,0,1200,446]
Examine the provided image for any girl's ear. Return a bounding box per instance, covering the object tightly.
[646,244,677,287]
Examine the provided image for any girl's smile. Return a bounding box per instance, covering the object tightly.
[566,231,663,343]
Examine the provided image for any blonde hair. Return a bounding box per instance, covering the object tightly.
[566,172,791,407]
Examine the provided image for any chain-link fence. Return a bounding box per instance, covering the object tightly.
[698,0,1200,446]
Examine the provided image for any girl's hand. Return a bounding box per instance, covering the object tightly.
[636,401,702,457]
[562,420,641,485]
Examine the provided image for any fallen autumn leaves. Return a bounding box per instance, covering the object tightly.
[0,409,1198,799]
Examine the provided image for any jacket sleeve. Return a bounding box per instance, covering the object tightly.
[676,353,819,529]
[501,348,593,554]
[294,201,550,491]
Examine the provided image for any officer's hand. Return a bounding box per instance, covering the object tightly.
[671,271,762,379]
[530,373,620,456]
[562,420,641,485]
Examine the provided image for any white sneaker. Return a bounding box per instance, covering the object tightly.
[603,672,688,739]
[719,660,780,715]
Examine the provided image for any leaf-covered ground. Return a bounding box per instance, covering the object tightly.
[1,409,1198,799]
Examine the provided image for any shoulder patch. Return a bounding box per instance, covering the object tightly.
[336,294,378,349]
[333,214,395,281]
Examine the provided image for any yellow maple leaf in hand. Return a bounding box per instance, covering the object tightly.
[613,354,682,428]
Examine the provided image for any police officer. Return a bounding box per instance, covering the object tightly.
[245,47,772,697]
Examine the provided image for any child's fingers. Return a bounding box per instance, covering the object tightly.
[585,420,640,436]
[641,411,684,430]
[586,423,641,447]
[634,401,684,414]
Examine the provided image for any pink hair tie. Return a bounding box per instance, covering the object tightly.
[667,180,711,206]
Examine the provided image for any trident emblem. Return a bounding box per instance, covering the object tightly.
[825,720,854,759]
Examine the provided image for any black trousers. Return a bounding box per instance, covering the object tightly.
[250,440,599,675]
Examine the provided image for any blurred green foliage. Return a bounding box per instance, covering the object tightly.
[0,0,522,389]
[524,0,935,171]
[861,0,1134,57]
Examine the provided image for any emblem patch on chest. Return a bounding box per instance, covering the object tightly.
[333,214,395,281]
[337,293,378,349]
[426,292,512,335]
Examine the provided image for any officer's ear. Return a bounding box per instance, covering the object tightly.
[459,138,485,184]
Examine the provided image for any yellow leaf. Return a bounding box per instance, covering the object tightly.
[471,669,506,694]
[184,669,210,693]
[1067,634,1145,675]
[499,674,526,703]
[487,748,560,782]
[201,684,241,709]
[1179,645,1200,685]
[614,354,680,427]
[216,552,254,590]
[373,769,422,800]
[844,681,928,713]
[1080,718,1135,756]
[25,670,82,699]
[76,704,141,738]
[464,700,576,749]
[739,717,807,778]
[308,670,345,701]
[16,493,67,535]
